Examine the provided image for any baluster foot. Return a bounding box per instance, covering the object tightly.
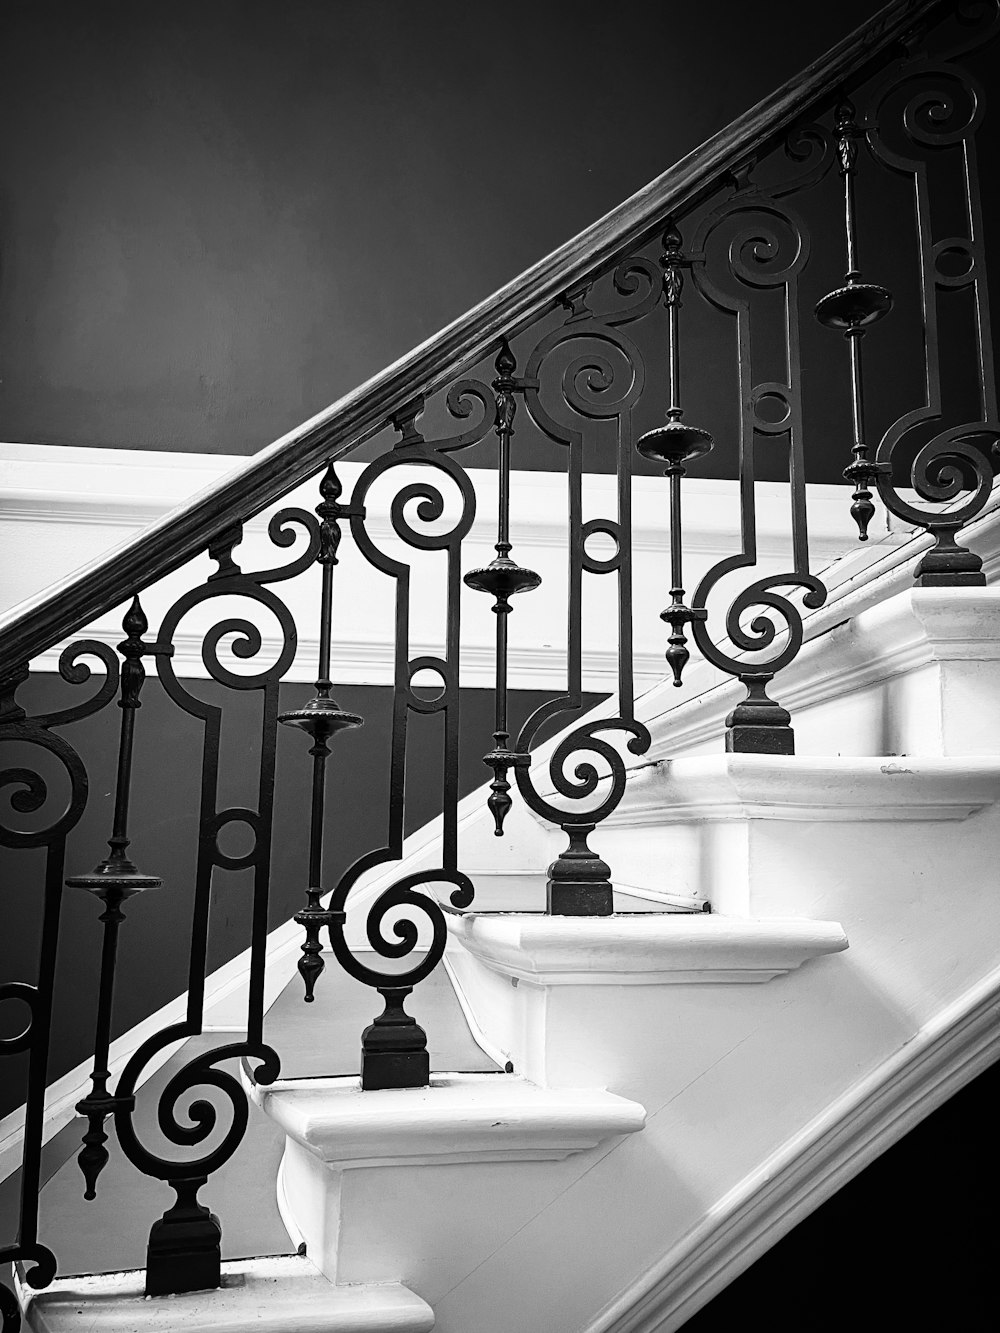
[546,825,614,916]
[145,1177,222,1297]
[361,987,430,1090]
[725,674,795,755]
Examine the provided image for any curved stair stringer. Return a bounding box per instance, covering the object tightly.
[259,752,1000,1333]
[422,481,1000,1330]
[587,963,1000,1333]
[422,761,1000,1331]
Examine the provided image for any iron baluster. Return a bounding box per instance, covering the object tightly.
[514,307,650,914]
[106,520,303,1297]
[321,396,480,1089]
[65,597,166,1201]
[464,339,540,836]
[861,45,999,583]
[279,463,363,1002]
[687,193,827,754]
[0,641,121,1303]
[814,97,893,540]
[635,221,713,686]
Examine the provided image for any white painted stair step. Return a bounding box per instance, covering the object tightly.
[446,913,849,986]
[443,912,850,1089]
[445,756,1000,1089]
[596,753,1000,912]
[17,1255,434,1333]
[249,1073,645,1305]
[252,1072,646,1167]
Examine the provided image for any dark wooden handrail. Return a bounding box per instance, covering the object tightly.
[0,0,939,670]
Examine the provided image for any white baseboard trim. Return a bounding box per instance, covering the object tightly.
[0,443,865,692]
[588,963,1000,1333]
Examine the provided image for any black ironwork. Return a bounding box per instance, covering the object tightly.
[636,221,713,687]
[687,186,827,753]
[318,392,487,1087]
[815,97,894,541]
[279,462,364,1002]
[821,40,1000,577]
[513,302,652,913]
[66,597,164,1201]
[0,645,117,1310]
[464,340,541,836]
[1,5,998,1322]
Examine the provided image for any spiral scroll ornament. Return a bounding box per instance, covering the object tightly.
[687,192,826,752]
[848,56,998,581]
[0,646,119,1304]
[508,312,651,914]
[287,402,479,1087]
[70,517,307,1295]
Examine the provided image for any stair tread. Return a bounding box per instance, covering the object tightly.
[20,1255,435,1333]
[263,949,502,1077]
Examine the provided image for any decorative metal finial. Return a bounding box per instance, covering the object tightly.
[278,461,362,1000]
[66,595,163,1200]
[635,220,713,686]
[815,96,893,541]
[463,339,540,834]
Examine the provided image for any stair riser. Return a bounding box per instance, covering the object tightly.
[448,776,1000,1091]
[268,1080,645,1308]
[281,1140,596,1303]
[597,757,1000,909]
[794,658,1000,759]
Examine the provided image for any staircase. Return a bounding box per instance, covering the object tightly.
[2,2,999,1329]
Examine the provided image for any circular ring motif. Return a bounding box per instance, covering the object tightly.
[750,382,794,435]
[581,519,623,573]
[0,981,37,1054]
[406,656,450,713]
[933,238,976,287]
[208,808,260,871]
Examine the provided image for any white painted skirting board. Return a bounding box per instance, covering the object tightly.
[587,963,1000,1333]
[0,442,868,692]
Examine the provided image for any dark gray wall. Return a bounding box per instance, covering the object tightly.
[0,0,884,456]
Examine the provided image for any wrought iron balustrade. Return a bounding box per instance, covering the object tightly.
[0,0,997,1319]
